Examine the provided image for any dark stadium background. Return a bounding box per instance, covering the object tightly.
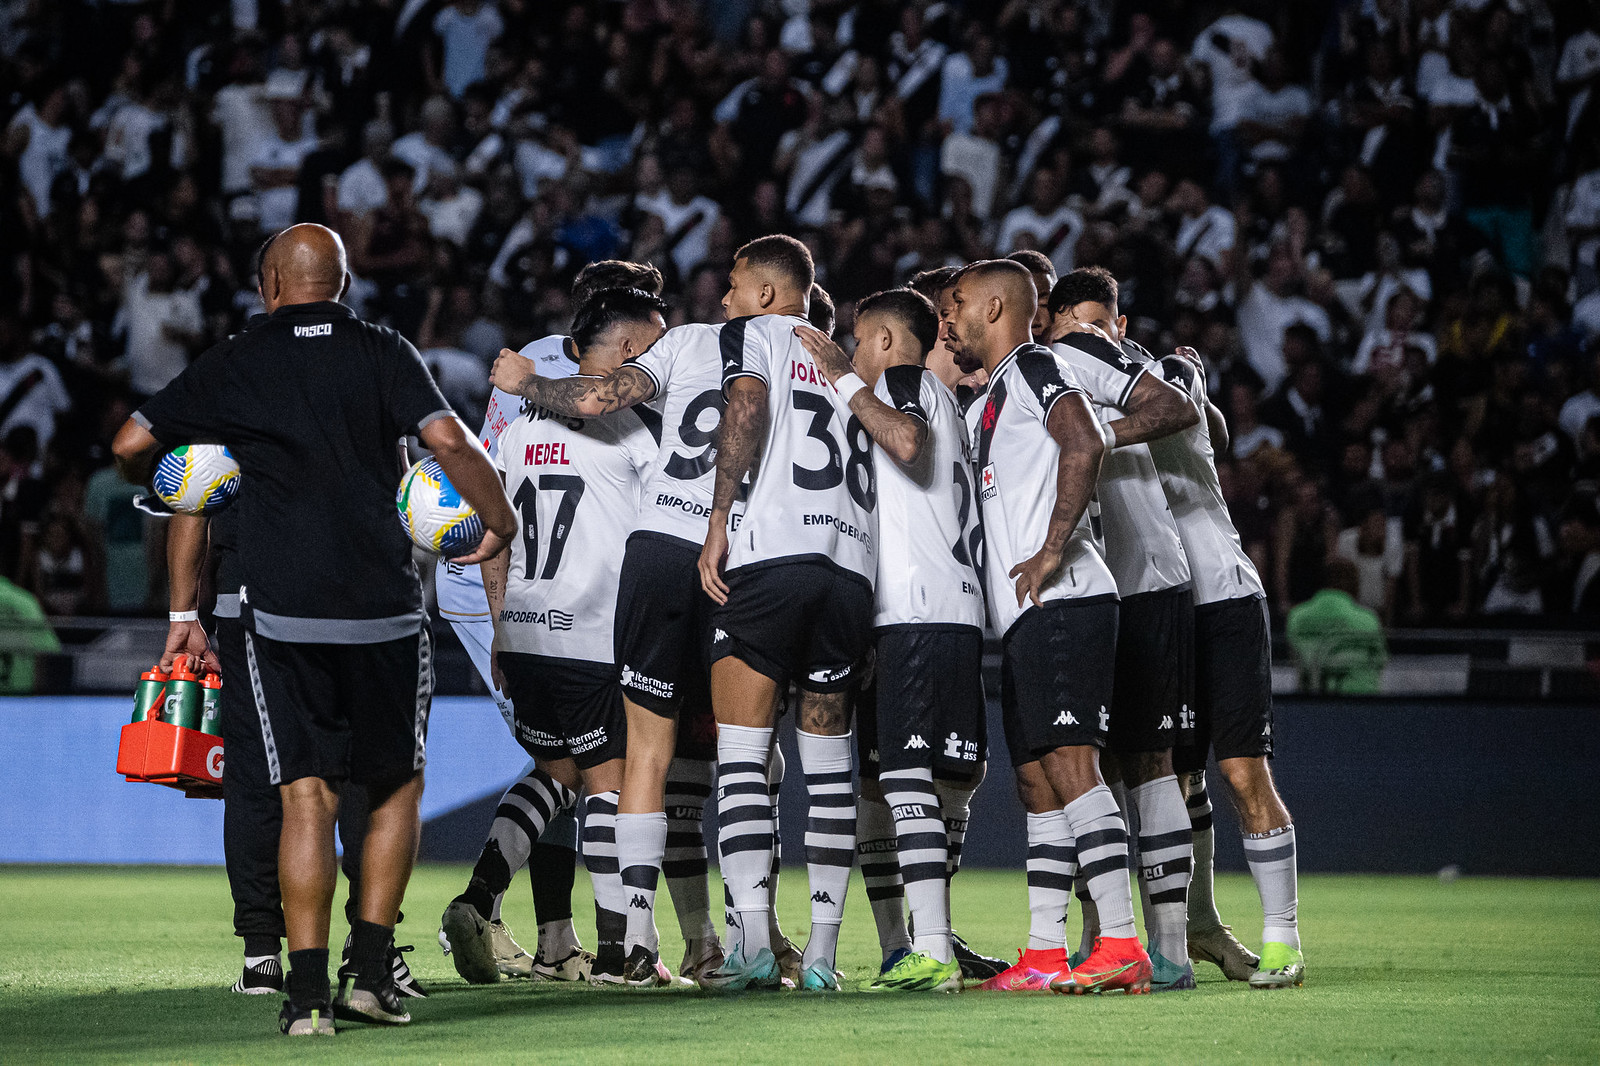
[1,0,1597,872]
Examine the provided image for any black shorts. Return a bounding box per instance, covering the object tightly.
[1108,585,1197,754]
[999,598,1117,766]
[858,625,986,780]
[615,532,715,720]
[499,652,627,770]
[1175,594,1274,772]
[710,560,873,693]
[243,626,433,786]
[212,615,269,792]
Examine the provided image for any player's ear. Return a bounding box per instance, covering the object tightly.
[1115,314,1127,339]
[987,294,1003,324]
[339,270,351,301]
[878,324,893,352]
[759,282,776,310]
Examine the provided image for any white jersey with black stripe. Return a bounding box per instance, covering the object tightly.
[1148,354,1266,605]
[719,313,877,584]
[872,365,984,629]
[974,342,1118,638]
[437,335,576,621]
[1049,333,1191,596]
[628,322,726,547]
[493,395,658,663]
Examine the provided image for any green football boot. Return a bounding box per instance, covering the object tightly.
[865,950,963,993]
[1247,942,1305,989]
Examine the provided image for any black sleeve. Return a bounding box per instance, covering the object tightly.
[384,332,454,435]
[1014,344,1087,420]
[1053,331,1146,408]
[1159,353,1197,392]
[718,315,766,395]
[132,338,235,446]
[881,364,930,423]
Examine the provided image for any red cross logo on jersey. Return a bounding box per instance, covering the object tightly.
[982,466,994,489]
[981,397,998,432]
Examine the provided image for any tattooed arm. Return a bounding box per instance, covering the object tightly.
[489,348,658,416]
[698,376,769,604]
[1102,370,1200,447]
[1010,391,1106,608]
[794,325,928,465]
[480,543,510,691]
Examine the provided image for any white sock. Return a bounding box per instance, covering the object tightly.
[1185,771,1224,929]
[856,792,911,961]
[1025,810,1075,951]
[1130,775,1192,965]
[616,811,667,955]
[1244,824,1300,950]
[882,766,951,963]
[797,729,855,970]
[1064,785,1137,940]
[664,758,716,942]
[716,724,774,957]
[581,791,624,958]
[538,920,579,959]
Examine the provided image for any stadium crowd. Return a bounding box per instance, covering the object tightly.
[4,0,1600,624]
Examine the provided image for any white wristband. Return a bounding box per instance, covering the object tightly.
[1105,423,1118,450]
[169,610,199,623]
[835,372,867,405]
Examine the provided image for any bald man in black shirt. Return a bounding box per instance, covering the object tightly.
[115,224,515,1036]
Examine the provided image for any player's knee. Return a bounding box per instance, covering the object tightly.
[1014,759,1062,813]
[1121,748,1174,786]
[1219,756,1275,810]
[797,689,851,735]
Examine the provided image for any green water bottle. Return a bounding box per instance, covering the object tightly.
[133,666,168,723]
[161,659,204,731]
[200,673,223,736]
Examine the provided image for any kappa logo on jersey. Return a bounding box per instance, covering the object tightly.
[620,665,674,700]
[806,664,852,684]
[713,628,729,645]
[293,323,333,338]
[980,463,997,502]
[904,734,929,750]
[498,607,574,630]
[1053,710,1078,726]
[1040,382,1062,401]
[1160,715,1174,730]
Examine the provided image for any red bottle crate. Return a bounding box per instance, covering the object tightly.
[117,717,224,799]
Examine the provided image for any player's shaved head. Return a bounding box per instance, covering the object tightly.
[946,259,1038,374]
[257,223,349,312]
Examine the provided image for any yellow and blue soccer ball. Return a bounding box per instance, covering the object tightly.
[152,444,241,515]
[397,457,485,558]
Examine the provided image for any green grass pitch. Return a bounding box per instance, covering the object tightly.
[1,865,1597,1064]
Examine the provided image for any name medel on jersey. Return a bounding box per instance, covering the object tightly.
[628,322,727,546]
[493,389,657,664]
[1148,354,1265,604]
[873,365,983,628]
[437,335,573,620]
[1049,333,1191,596]
[975,343,1118,638]
[720,313,877,584]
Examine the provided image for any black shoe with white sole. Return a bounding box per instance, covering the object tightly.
[952,932,1008,981]
[232,956,284,995]
[334,975,412,1025]
[279,999,335,1036]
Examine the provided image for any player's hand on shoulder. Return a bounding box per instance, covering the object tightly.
[1009,546,1063,609]
[490,348,539,395]
[793,325,852,383]
[1175,345,1205,373]
[699,520,730,605]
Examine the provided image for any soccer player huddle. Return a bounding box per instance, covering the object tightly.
[433,235,1305,1002]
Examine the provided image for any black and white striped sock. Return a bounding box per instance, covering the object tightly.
[1131,775,1192,965]
[1026,810,1076,950]
[463,769,575,917]
[1064,785,1137,940]
[1244,823,1299,950]
[581,791,625,959]
[935,774,976,878]
[882,766,952,963]
[766,742,785,944]
[1185,770,1223,928]
[716,724,774,957]
[664,757,715,942]
[798,729,855,971]
[856,792,910,961]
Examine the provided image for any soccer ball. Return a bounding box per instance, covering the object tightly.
[397,457,485,558]
[152,444,241,515]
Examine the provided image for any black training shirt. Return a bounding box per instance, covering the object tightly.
[135,301,452,643]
